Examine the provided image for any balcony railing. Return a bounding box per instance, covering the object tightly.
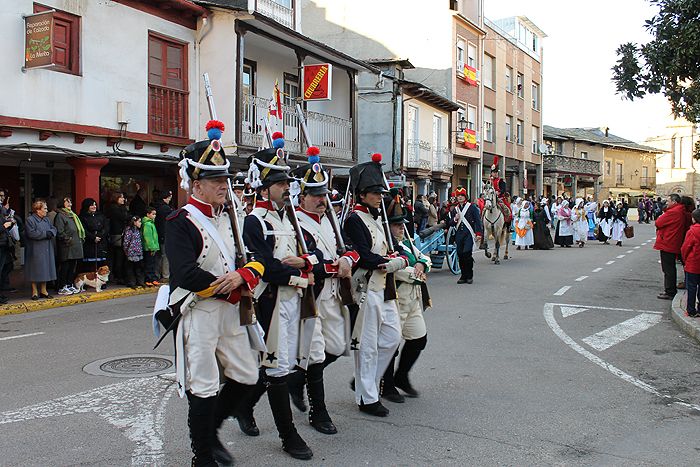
[640,176,655,189]
[432,147,452,173]
[406,140,432,171]
[241,94,352,160]
[616,175,624,186]
[542,153,601,176]
[148,84,188,137]
[255,0,294,29]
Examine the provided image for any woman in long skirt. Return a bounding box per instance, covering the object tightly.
[611,202,627,246]
[597,200,614,244]
[555,200,574,247]
[510,197,522,245]
[514,200,534,250]
[572,198,589,248]
[533,200,554,250]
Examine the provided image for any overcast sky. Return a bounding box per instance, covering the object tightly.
[485,0,672,143]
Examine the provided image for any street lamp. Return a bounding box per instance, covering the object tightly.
[451,117,468,134]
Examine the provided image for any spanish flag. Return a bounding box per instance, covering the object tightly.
[463,128,477,149]
[464,65,477,86]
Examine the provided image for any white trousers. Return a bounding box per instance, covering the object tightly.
[309,296,347,364]
[265,293,301,378]
[183,304,259,398]
[354,289,401,404]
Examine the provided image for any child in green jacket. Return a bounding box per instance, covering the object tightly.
[141,207,160,285]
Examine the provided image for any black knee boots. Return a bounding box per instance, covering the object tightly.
[287,369,307,412]
[394,334,427,397]
[380,351,405,403]
[266,375,313,460]
[233,374,267,437]
[306,362,337,434]
[187,392,218,467]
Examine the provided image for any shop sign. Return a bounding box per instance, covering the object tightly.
[24,10,54,69]
[302,63,332,100]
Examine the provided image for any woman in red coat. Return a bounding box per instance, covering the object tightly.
[681,209,700,316]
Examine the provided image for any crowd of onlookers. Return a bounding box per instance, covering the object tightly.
[0,187,175,303]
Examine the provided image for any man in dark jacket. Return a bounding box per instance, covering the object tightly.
[654,194,687,299]
[413,195,428,232]
[154,190,173,281]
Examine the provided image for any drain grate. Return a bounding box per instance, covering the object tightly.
[83,354,174,378]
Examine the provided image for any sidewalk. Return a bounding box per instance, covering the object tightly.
[0,285,158,317]
[670,291,700,344]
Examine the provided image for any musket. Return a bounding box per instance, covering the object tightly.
[294,103,354,306]
[402,224,432,309]
[378,174,398,301]
[204,73,257,326]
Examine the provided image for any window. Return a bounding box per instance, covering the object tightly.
[456,106,466,132]
[483,54,494,89]
[516,119,523,144]
[642,166,649,178]
[532,34,539,53]
[531,125,539,153]
[467,42,477,68]
[148,32,188,137]
[531,83,539,110]
[456,38,465,71]
[616,162,623,185]
[242,61,255,96]
[517,73,524,98]
[467,105,477,131]
[605,160,611,175]
[283,73,298,107]
[433,115,442,151]
[580,151,588,159]
[505,66,513,92]
[33,3,80,75]
[505,115,513,142]
[407,105,419,142]
[483,108,494,142]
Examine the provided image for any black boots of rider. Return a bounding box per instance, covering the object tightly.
[266,375,314,460]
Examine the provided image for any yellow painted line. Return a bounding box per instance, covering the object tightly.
[0,287,157,317]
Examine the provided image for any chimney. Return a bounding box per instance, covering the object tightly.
[603,126,609,137]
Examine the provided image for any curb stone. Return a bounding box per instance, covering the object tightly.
[670,290,700,344]
[0,286,157,317]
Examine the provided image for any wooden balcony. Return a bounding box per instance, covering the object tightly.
[542,153,601,177]
[148,84,188,138]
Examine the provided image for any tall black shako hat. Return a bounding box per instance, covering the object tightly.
[386,187,407,224]
[349,153,389,196]
[290,146,330,196]
[232,172,247,189]
[178,120,232,191]
[246,132,293,189]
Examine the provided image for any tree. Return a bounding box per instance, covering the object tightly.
[612,0,700,157]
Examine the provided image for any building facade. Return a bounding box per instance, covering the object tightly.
[645,118,699,197]
[482,17,545,198]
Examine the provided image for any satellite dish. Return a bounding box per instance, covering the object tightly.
[538,143,549,154]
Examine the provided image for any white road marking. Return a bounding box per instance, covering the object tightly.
[616,255,626,258]
[606,260,615,265]
[592,267,603,273]
[575,276,588,282]
[634,246,641,249]
[0,375,177,464]
[626,250,634,253]
[553,286,571,296]
[101,313,151,324]
[548,303,663,314]
[561,306,589,317]
[0,332,45,342]
[582,313,663,351]
[543,303,700,412]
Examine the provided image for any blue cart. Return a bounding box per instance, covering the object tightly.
[412,222,460,275]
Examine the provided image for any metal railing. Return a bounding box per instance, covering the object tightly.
[241,94,352,160]
[640,176,655,189]
[405,140,432,171]
[255,0,294,29]
[432,146,452,173]
[616,175,624,186]
[148,84,188,137]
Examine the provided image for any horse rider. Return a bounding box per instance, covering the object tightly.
[449,187,483,284]
[286,153,359,435]
[381,192,431,403]
[163,120,265,466]
[344,153,406,417]
[238,135,315,460]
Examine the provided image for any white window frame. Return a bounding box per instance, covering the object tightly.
[484,107,494,143]
[531,82,539,111]
[505,66,513,93]
[517,73,524,98]
[531,125,539,153]
[456,38,465,73]
[580,151,588,160]
[467,105,477,131]
[433,114,443,151]
[467,42,477,69]
[505,115,513,142]
[407,104,419,142]
[516,119,524,145]
[483,54,494,89]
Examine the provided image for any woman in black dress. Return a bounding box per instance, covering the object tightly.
[533,200,554,250]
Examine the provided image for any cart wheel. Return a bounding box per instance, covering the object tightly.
[446,227,461,275]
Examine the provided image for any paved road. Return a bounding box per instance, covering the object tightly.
[1,223,699,466]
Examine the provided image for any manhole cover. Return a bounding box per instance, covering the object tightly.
[83,354,174,378]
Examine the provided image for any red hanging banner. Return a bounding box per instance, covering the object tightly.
[302,63,332,101]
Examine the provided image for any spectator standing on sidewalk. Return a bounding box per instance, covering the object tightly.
[154,190,173,282]
[427,195,438,227]
[129,186,148,219]
[654,194,687,300]
[24,200,57,300]
[681,209,700,317]
[122,215,145,288]
[79,198,108,273]
[141,206,160,286]
[54,197,84,295]
[105,192,129,285]
[413,195,428,232]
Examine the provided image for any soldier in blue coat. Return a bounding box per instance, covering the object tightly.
[449,187,483,284]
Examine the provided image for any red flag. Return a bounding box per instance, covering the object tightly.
[268,79,283,121]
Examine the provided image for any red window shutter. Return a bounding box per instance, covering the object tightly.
[33,3,79,75]
[148,33,188,138]
[53,18,70,69]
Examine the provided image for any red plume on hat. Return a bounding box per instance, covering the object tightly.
[491,155,499,171]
